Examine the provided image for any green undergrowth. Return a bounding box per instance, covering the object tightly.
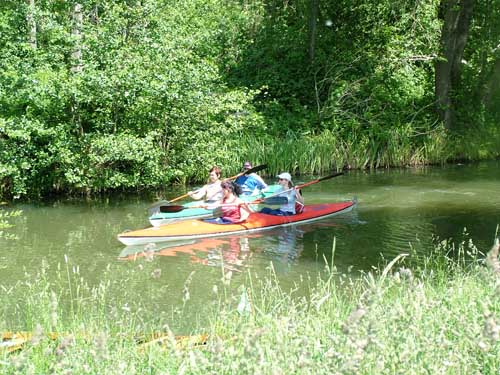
[1,238,499,374]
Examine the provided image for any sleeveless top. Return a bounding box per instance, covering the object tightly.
[277,188,296,214]
[220,197,243,222]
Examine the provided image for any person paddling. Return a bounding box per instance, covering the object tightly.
[204,181,251,224]
[259,172,304,216]
[188,166,223,203]
[234,161,268,196]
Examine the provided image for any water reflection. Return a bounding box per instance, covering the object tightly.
[117,222,346,274]
[119,237,252,273]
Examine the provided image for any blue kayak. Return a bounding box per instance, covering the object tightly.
[149,184,281,227]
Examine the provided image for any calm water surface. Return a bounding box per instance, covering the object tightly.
[1,161,499,331]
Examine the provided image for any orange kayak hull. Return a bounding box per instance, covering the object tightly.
[118,201,356,246]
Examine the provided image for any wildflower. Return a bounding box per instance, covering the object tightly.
[183,271,195,304]
[394,267,414,283]
[144,250,155,262]
[92,332,109,361]
[31,323,44,346]
[144,242,156,251]
[55,335,74,357]
[483,311,500,342]
[237,288,252,315]
[486,239,500,274]
[222,270,233,286]
[324,347,338,358]
[342,306,367,334]
[151,268,161,279]
[50,291,58,330]
[478,340,489,352]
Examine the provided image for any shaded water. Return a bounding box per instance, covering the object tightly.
[1,161,499,331]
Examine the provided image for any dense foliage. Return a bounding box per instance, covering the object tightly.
[0,0,498,199]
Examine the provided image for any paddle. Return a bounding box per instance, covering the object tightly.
[159,196,288,213]
[263,172,345,199]
[225,163,267,182]
[294,172,344,190]
[148,164,268,214]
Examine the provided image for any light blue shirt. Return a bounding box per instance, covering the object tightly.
[235,174,268,195]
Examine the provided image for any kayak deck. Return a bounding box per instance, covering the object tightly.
[119,200,355,246]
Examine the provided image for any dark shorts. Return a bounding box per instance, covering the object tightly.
[259,207,294,216]
[203,217,234,224]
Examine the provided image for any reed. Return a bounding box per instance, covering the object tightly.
[1,237,499,374]
[236,125,500,179]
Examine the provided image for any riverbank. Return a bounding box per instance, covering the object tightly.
[2,125,500,202]
[2,238,499,374]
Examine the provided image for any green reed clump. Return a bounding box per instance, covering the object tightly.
[1,238,499,374]
[238,124,500,178]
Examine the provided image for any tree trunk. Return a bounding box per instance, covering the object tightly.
[308,0,319,63]
[483,57,500,109]
[71,3,83,73]
[434,0,474,129]
[26,0,37,49]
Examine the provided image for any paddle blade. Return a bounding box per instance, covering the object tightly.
[318,172,344,182]
[212,206,224,218]
[295,172,344,190]
[148,200,170,215]
[245,164,267,175]
[159,205,186,213]
[262,196,288,205]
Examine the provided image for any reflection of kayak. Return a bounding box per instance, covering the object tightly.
[118,238,228,260]
[118,240,198,258]
[149,185,282,227]
[1,331,59,353]
[118,200,356,246]
[1,331,208,353]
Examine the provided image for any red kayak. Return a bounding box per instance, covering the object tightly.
[117,200,356,246]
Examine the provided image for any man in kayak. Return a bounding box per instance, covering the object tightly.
[234,161,268,196]
[203,181,252,224]
[260,172,304,216]
[188,166,223,202]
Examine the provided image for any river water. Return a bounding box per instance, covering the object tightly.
[1,161,499,331]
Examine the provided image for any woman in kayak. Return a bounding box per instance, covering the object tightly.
[204,181,251,224]
[260,172,304,216]
[188,166,223,202]
[234,161,268,196]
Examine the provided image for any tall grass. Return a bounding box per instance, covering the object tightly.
[236,125,500,178]
[1,238,499,374]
